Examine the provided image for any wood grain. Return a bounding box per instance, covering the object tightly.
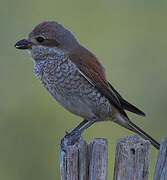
[154,138,167,180]
[113,136,150,180]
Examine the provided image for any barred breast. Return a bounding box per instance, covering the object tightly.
[34,55,114,121]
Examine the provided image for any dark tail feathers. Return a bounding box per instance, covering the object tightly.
[122,99,146,117]
[108,82,146,117]
[127,120,160,150]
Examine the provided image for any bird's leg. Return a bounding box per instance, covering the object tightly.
[78,117,98,135]
[61,117,98,149]
[65,119,88,136]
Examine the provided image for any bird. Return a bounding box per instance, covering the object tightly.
[15,21,160,150]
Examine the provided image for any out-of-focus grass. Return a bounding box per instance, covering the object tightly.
[1,0,167,179]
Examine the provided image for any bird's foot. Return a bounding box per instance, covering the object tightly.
[60,130,82,151]
[65,129,79,136]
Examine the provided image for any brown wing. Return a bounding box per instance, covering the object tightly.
[69,46,129,118]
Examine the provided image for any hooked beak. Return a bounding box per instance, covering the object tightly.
[15,39,31,50]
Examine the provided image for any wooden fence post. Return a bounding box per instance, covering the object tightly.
[154,138,167,180]
[89,138,108,180]
[60,136,108,180]
[113,136,150,180]
[60,135,167,179]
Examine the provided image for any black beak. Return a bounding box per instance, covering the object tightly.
[15,39,29,50]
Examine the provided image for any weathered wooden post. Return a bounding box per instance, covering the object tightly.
[59,135,167,179]
[89,138,108,180]
[154,138,167,180]
[113,136,151,180]
[60,136,108,180]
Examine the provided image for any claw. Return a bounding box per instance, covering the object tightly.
[60,130,82,151]
[65,131,69,135]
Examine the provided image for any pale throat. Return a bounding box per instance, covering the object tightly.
[28,45,66,62]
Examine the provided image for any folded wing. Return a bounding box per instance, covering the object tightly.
[70,47,145,118]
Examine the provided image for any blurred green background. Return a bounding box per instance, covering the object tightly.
[1,0,167,179]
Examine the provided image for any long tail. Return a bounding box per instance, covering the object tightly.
[115,114,160,150]
[127,120,160,150]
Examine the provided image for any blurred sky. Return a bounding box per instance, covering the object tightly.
[1,0,167,179]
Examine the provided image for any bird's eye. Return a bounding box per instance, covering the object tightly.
[36,36,45,43]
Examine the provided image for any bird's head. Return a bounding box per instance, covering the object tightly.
[15,21,79,61]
